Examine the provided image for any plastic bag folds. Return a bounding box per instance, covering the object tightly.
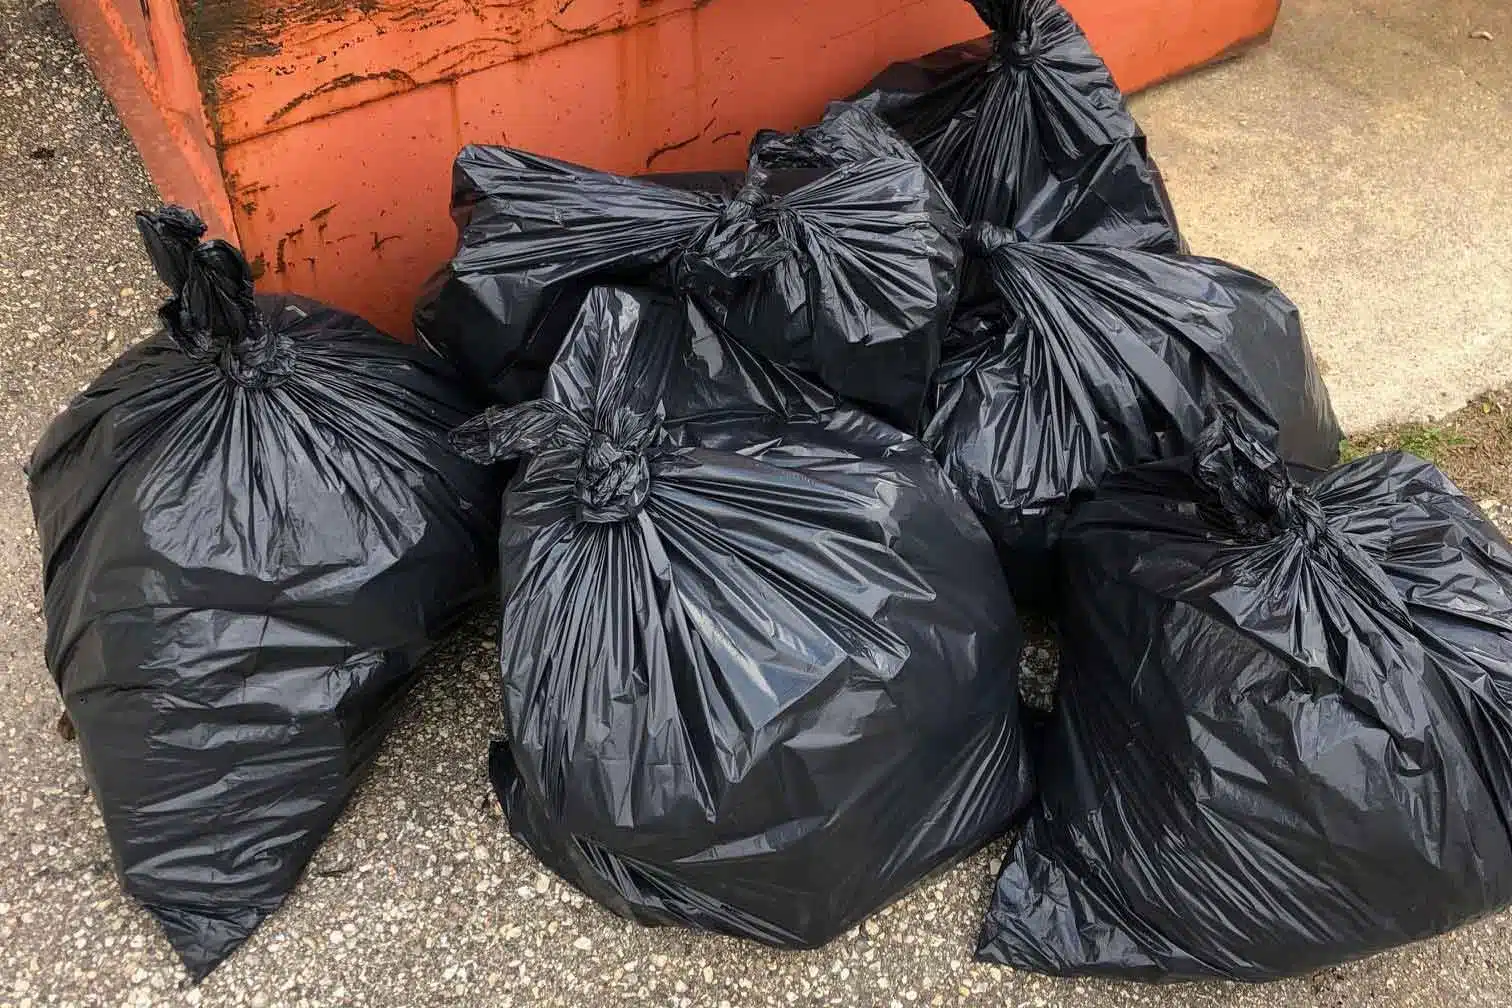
[850,0,1182,254]
[924,223,1340,604]
[978,411,1512,980]
[416,104,962,432]
[26,207,501,979]
[454,285,1031,948]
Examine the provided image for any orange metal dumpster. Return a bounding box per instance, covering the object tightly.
[59,0,1280,337]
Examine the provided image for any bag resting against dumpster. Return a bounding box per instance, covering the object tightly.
[979,411,1512,980]
[646,99,933,193]
[415,105,962,431]
[26,207,500,980]
[850,0,1182,254]
[925,223,1340,604]
[749,98,939,169]
[452,285,1031,948]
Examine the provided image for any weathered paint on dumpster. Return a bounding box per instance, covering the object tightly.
[63,0,1282,337]
[57,0,235,236]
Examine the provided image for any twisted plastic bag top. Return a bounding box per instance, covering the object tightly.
[136,206,294,387]
[453,399,671,525]
[416,104,961,430]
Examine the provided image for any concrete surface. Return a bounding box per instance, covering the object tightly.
[1132,0,1512,431]
[3,1,1512,1007]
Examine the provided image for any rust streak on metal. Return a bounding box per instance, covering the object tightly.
[311,203,338,240]
[267,69,418,123]
[544,13,616,38]
[274,225,304,273]
[644,116,717,170]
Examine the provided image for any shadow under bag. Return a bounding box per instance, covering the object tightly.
[26,207,500,979]
[980,411,1512,980]
[454,285,1031,948]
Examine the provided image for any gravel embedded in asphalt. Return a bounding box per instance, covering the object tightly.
[4,3,1512,1006]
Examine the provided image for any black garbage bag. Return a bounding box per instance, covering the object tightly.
[978,410,1512,981]
[25,207,500,979]
[850,0,1182,254]
[924,223,1340,604]
[415,104,962,431]
[452,284,1031,948]
[646,98,933,194]
[749,97,937,168]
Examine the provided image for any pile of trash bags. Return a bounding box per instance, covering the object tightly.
[26,0,1512,985]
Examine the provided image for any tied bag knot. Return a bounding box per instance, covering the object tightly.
[136,206,294,388]
[975,0,1042,65]
[452,400,668,524]
[1196,407,1329,546]
[992,27,1041,67]
[963,221,1020,257]
[1196,407,1411,621]
[722,165,774,225]
[676,165,794,294]
[576,426,653,523]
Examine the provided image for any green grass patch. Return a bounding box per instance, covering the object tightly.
[1342,424,1469,465]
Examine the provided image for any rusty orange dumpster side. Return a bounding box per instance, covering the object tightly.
[56,0,234,237]
[62,0,1281,337]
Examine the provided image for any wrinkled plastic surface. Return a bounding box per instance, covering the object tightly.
[454,285,1030,947]
[850,0,1182,254]
[979,411,1512,981]
[26,207,500,980]
[924,224,1340,603]
[416,104,962,431]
